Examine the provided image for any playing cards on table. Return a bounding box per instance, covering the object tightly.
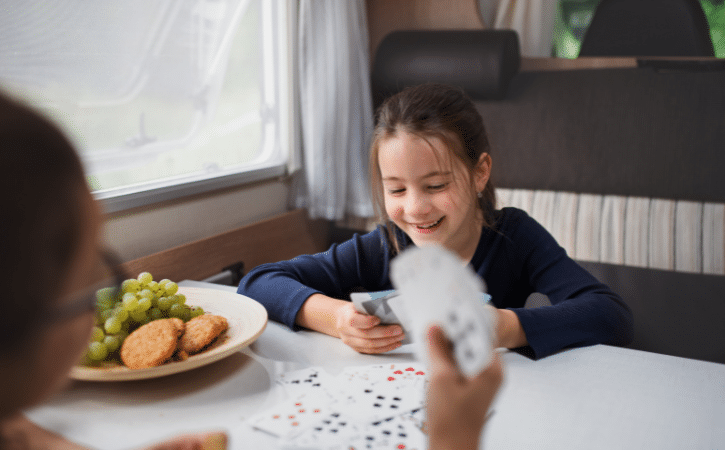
[247,364,428,449]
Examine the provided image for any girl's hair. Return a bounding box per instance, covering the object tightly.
[0,92,87,352]
[368,83,497,254]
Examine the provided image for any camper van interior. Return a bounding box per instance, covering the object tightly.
[1,1,724,449]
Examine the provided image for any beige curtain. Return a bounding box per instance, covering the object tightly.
[480,0,558,57]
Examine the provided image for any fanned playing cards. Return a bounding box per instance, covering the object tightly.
[390,245,497,378]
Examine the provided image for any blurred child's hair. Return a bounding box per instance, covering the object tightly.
[0,92,87,352]
[368,83,496,254]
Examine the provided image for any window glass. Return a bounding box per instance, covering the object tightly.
[0,0,288,204]
[554,0,725,58]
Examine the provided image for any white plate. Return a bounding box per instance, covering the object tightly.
[69,287,267,381]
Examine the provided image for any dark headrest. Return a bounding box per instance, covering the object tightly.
[371,30,520,105]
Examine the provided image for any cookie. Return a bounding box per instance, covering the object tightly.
[178,314,228,354]
[120,318,185,369]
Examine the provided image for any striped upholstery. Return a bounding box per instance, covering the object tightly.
[497,188,725,275]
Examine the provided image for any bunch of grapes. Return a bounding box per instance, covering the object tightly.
[83,271,204,365]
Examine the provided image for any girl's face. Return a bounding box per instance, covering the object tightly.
[378,131,491,262]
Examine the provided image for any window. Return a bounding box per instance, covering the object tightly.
[0,0,292,212]
[554,0,725,58]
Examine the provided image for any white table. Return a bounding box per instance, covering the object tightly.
[26,281,725,449]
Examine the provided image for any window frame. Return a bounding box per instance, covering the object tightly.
[84,0,297,214]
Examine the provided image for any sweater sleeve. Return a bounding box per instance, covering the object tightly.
[237,227,393,330]
[504,210,634,359]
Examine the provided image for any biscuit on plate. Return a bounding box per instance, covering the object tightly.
[178,314,228,354]
[121,318,185,369]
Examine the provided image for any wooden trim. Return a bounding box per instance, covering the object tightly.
[121,209,332,283]
[521,57,637,72]
[521,56,723,72]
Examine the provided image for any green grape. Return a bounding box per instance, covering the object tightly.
[87,342,108,361]
[113,307,129,322]
[175,293,186,305]
[138,289,154,300]
[189,306,204,319]
[122,293,139,311]
[147,281,159,292]
[130,309,147,322]
[99,309,114,322]
[95,287,116,304]
[164,282,179,296]
[137,296,152,312]
[91,326,105,342]
[137,272,153,285]
[137,316,152,326]
[148,307,164,321]
[121,278,141,293]
[96,298,115,312]
[157,296,172,311]
[158,279,172,288]
[169,303,185,319]
[104,316,122,334]
[103,335,121,353]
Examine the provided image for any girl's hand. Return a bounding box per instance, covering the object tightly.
[334,302,405,354]
[425,325,503,450]
[494,308,528,349]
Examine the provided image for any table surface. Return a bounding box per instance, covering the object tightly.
[26,281,725,450]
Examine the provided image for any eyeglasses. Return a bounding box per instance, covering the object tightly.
[39,249,129,325]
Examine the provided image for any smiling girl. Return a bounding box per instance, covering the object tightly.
[238,83,633,359]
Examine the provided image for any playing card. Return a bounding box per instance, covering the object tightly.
[390,245,497,378]
[347,414,427,449]
[341,380,425,423]
[400,407,426,431]
[351,290,412,345]
[275,366,339,401]
[338,363,427,390]
[248,394,335,440]
[282,410,362,450]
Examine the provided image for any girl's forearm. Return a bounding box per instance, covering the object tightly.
[497,309,528,349]
[295,293,347,337]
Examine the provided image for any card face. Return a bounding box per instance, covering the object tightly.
[249,394,335,440]
[275,366,339,401]
[347,414,427,450]
[338,363,427,388]
[390,245,497,378]
[283,410,361,450]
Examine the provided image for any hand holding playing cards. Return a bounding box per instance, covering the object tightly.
[425,325,503,450]
[296,294,406,354]
[335,302,406,354]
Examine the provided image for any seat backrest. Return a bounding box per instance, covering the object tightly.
[371,30,520,107]
[579,0,714,57]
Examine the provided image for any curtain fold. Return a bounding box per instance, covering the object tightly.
[293,0,374,221]
[485,0,558,57]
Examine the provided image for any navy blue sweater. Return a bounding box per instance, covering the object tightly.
[238,207,633,359]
